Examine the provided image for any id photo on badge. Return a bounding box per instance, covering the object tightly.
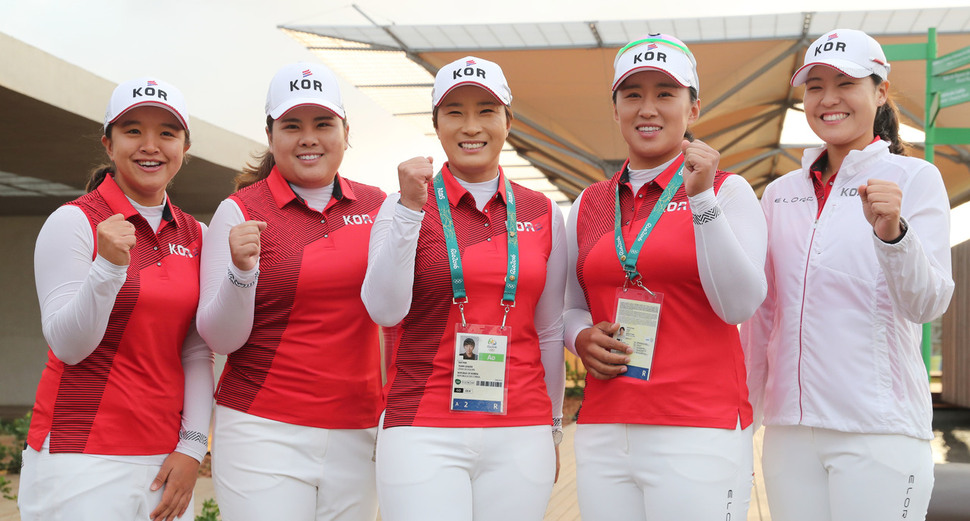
[459,336,478,360]
[613,287,662,381]
[451,325,510,414]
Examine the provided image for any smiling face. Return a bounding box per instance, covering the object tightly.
[101,106,189,206]
[268,105,348,189]
[802,65,887,155]
[613,70,699,170]
[434,85,511,183]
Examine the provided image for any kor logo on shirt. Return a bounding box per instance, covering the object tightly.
[342,214,374,225]
[168,244,195,258]
[515,221,543,232]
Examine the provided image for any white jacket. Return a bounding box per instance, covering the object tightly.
[742,140,953,440]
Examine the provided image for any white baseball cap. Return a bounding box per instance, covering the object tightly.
[432,56,512,108]
[104,77,189,133]
[266,62,345,119]
[791,29,890,86]
[613,34,699,93]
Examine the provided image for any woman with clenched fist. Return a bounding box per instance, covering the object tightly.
[196,62,385,521]
[564,34,768,521]
[743,29,954,521]
[20,78,212,521]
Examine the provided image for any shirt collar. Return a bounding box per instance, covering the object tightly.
[440,163,509,208]
[332,173,356,201]
[809,151,830,182]
[97,173,175,225]
[266,166,354,209]
[615,154,686,189]
[801,137,886,180]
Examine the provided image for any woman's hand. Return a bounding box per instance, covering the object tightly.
[149,451,200,521]
[575,322,631,380]
[859,179,904,242]
[228,220,267,271]
[398,156,434,211]
[681,139,720,197]
[96,213,136,266]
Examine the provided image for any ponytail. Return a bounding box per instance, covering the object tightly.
[234,116,276,191]
[86,164,114,192]
[235,150,276,191]
[87,122,115,192]
[872,75,906,155]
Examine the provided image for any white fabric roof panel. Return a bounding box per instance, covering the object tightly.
[283,7,970,205]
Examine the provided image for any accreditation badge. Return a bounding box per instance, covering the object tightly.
[612,287,663,381]
[451,324,511,414]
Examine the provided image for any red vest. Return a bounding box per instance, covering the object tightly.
[28,174,202,454]
[216,168,385,429]
[574,158,752,429]
[383,165,555,429]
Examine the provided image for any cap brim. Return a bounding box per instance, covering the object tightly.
[433,81,510,108]
[108,101,189,132]
[269,99,345,120]
[791,60,873,86]
[612,66,693,92]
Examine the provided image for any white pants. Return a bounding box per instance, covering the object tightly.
[574,422,752,521]
[762,425,934,521]
[376,424,555,521]
[18,447,193,521]
[212,405,378,521]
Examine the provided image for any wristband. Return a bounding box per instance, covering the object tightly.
[227,267,259,289]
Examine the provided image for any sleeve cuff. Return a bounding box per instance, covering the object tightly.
[174,428,209,462]
[395,200,426,221]
[92,254,130,278]
[227,263,259,288]
[878,217,908,245]
[687,187,717,213]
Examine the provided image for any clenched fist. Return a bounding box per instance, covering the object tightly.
[229,220,268,271]
[681,139,720,197]
[398,156,435,211]
[859,179,904,242]
[97,213,136,266]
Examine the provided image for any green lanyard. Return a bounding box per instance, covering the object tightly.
[433,170,519,327]
[614,162,685,288]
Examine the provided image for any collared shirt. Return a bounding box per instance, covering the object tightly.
[29,174,205,455]
[570,158,754,429]
[373,163,562,429]
[209,167,387,429]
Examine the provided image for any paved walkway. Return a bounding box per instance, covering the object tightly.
[0,423,772,521]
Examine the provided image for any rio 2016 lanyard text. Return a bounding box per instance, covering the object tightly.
[613,162,686,291]
[433,171,519,327]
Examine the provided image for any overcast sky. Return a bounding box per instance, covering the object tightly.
[2,0,968,241]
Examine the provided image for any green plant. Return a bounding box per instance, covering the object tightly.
[0,474,14,501]
[0,411,31,474]
[195,498,221,521]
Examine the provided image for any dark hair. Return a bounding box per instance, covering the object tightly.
[463,337,475,347]
[612,85,698,141]
[234,114,350,192]
[234,116,277,191]
[432,105,514,129]
[87,121,192,192]
[871,75,906,155]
